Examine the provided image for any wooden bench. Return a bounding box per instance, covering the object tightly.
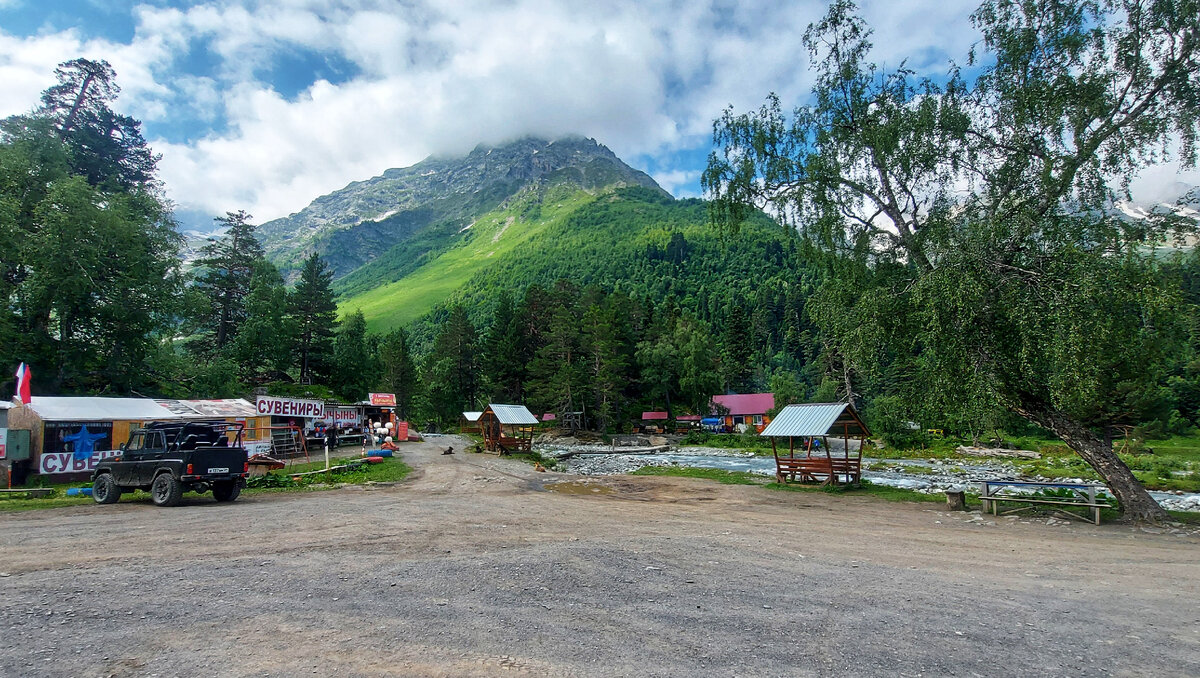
[775,456,862,485]
[0,488,54,499]
[979,480,1110,525]
[496,436,531,454]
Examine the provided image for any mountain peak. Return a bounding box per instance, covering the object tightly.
[258,135,666,277]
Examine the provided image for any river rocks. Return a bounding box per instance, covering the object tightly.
[954,446,1041,459]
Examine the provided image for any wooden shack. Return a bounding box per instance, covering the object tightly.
[460,411,483,434]
[759,402,871,485]
[478,404,539,454]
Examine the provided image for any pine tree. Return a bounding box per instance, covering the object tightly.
[38,58,158,189]
[720,303,753,392]
[580,301,629,431]
[332,310,373,401]
[290,252,339,384]
[195,210,263,350]
[377,328,418,419]
[480,292,524,401]
[422,305,478,424]
[527,283,585,417]
[675,316,721,415]
[230,259,293,383]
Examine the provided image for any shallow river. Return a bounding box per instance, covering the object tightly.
[545,447,1200,513]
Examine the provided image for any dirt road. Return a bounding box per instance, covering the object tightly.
[1,437,1197,677]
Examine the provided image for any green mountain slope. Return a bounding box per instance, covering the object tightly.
[338,182,598,331]
[338,184,807,338]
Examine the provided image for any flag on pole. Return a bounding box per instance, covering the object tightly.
[14,363,31,404]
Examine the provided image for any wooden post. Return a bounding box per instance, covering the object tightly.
[945,491,967,511]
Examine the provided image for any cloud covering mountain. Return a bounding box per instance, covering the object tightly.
[2,0,1196,225]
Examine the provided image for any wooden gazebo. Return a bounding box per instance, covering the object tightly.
[479,404,539,454]
[759,403,872,485]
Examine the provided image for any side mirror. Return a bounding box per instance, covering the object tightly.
[119,443,127,452]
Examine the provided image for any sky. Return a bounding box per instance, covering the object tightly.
[0,0,1195,230]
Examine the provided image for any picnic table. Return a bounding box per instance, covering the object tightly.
[979,480,1110,525]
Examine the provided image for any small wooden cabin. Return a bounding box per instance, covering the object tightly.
[479,404,539,454]
[460,411,483,434]
[760,402,871,485]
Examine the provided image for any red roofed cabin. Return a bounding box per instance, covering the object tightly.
[711,393,775,433]
[637,411,669,434]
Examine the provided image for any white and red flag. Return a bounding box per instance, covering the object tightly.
[14,363,31,404]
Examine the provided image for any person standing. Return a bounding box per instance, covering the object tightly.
[324,424,339,470]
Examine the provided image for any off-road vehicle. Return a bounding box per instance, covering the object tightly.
[91,421,249,507]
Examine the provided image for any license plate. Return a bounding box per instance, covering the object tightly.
[208,467,229,474]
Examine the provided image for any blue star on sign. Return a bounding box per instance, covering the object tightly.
[64,425,107,461]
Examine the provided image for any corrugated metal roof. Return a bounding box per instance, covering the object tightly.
[760,403,870,438]
[462,411,483,422]
[156,399,258,418]
[641,411,669,420]
[485,404,539,425]
[712,393,775,416]
[26,396,179,422]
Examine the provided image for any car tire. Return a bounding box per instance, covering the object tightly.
[212,482,241,503]
[150,473,183,507]
[92,474,122,504]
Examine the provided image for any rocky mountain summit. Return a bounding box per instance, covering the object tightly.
[258,136,665,278]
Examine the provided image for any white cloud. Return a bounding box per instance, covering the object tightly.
[652,169,702,199]
[0,0,1011,220]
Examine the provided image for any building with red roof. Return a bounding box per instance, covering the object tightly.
[710,393,776,433]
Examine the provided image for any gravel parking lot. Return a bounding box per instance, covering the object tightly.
[1,436,1198,677]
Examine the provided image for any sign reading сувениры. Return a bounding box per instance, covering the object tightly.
[255,396,325,419]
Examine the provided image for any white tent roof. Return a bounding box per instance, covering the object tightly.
[485,404,539,425]
[462,411,483,422]
[26,396,179,422]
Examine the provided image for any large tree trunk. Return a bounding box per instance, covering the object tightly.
[1013,400,1168,524]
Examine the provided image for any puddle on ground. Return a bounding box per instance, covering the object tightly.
[544,481,615,495]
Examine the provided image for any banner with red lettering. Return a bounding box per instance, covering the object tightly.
[368,393,396,406]
[255,396,325,419]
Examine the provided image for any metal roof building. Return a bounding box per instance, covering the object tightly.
[760,402,870,438]
[462,411,483,423]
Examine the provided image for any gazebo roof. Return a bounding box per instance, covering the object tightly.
[462,411,483,422]
[760,403,871,438]
[641,411,669,420]
[483,404,539,425]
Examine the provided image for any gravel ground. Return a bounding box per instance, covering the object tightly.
[1,436,1198,677]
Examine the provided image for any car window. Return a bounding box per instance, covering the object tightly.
[126,432,144,451]
[148,432,165,449]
